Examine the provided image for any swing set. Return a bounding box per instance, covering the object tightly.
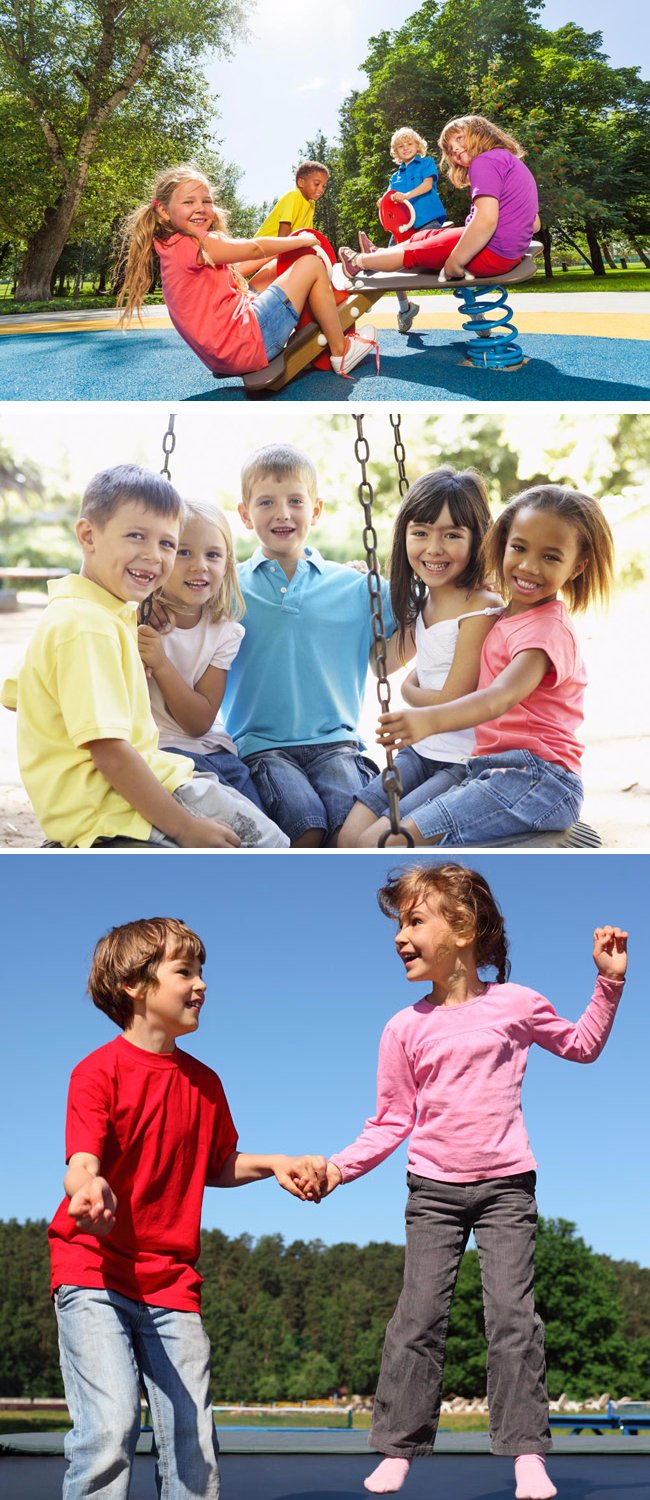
[41,410,600,849]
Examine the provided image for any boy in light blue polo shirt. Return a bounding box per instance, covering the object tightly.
[221,444,399,847]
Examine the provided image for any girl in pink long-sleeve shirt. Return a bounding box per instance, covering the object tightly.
[314,863,627,1499]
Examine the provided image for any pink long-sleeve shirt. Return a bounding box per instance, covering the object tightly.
[330,976,623,1184]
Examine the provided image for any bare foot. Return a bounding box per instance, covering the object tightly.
[364,1457,412,1493]
[514,1454,557,1499]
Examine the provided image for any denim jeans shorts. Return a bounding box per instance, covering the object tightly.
[162,745,264,810]
[251,283,299,358]
[356,746,466,819]
[244,741,377,842]
[402,748,584,845]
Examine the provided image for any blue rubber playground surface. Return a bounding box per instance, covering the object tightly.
[2,324,650,402]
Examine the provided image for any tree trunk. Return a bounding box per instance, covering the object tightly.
[584,222,607,277]
[601,241,617,270]
[539,226,553,278]
[15,177,87,301]
[631,239,650,268]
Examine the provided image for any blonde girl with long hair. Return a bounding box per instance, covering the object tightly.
[116,164,377,379]
[339,114,540,287]
[138,499,265,812]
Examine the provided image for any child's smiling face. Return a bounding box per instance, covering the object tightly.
[299,171,329,202]
[445,131,471,168]
[164,178,217,235]
[395,892,474,986]
[76,499,179,604]
[165,514,229,620]
[238,474,322,564]
[405,501,473,591]
[394,137,420,165]
[503,504,587,614]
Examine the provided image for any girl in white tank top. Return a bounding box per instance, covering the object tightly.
[339,467,501,847]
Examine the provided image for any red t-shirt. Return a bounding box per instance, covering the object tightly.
[155,233,268,375]
[473,599,586,775]
[48,1036,238,1311]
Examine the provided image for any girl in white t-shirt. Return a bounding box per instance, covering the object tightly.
[138,499,264,811]
[339,467,502,847]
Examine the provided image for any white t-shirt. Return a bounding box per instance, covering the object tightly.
[413,607,502,762]
[149,615,245,755]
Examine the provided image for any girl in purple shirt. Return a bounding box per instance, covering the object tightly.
[305,863,627,1499]
[339,114,539,286]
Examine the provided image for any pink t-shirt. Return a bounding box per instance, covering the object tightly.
[330,976,622,1185]
[155,233,268,375]
[467,149,538,261]
[472,600,586,775]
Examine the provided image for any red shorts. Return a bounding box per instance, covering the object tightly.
[402,226,520,278]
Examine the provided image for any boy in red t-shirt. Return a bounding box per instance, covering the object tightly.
[49,916,326,1499]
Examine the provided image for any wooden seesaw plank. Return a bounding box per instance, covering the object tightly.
[242,289,380,394]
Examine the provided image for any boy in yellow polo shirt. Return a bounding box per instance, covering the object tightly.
[1,466,288,849]
[241,160,330,289]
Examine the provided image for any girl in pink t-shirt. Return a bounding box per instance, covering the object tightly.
[307,863,628,1498]
[116,164,377,378]
[377,486,615,846]
[339,114,539,286]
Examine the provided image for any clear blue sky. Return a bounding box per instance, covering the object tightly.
[209,0,650,204]
[2,852,645,1267]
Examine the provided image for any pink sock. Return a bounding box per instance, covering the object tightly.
[514,1454,557,1499]
[364,1456,412,1493]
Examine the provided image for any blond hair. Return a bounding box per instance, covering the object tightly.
[158,499,245,626]
[438,114,525,189]
[241,444,318,505]
[88,917,206,1029]
[377,864,510,983]
[390,127,428,163]
[115,163,246,326]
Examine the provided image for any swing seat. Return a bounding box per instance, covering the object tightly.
[483,821,602,850]
[41,838,153,849]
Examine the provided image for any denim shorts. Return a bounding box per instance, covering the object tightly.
[251,283,299,358]
[356,746,466,819]
[403,748,583,845]
[162,745,264,810]
[244,741,377,842]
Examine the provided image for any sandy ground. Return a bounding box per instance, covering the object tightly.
[0,594,648,851]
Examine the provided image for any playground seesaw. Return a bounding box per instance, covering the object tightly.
[242,241,543,393]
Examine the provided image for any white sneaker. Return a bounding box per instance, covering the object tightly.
[331,326,378,377]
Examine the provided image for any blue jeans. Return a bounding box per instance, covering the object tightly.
[244,741,377,842]
[163,745,264,811]
[55,1284,220,1499]
[356,746,466,820]
[402,749,583,845]
[251,283,299,358]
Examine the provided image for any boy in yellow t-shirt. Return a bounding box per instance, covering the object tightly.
[242,160,330,289]
[1,466,288,850]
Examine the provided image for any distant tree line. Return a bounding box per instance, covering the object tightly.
[1,1217,648,1401]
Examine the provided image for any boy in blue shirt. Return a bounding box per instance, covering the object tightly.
[362,127,446,334]
[221,444,405,846]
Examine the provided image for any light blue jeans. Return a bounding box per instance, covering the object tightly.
[402,749,583,845]
[55,1285,220,1499]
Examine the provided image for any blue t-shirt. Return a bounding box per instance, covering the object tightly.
[222,546,396,759]
[388,155,446,229]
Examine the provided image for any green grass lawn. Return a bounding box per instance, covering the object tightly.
[1,266,649,315]
[0,1407,491,1437]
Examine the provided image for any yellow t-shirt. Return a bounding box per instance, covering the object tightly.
[256,188,315,239]
[4,574,191,847]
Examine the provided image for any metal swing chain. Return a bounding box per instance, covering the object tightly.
[353,413,414,848]
[140,413,177,625]
[390,412,410,500]
[160,412,177,481]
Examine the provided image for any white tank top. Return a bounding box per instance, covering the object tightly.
[413,606,502,762]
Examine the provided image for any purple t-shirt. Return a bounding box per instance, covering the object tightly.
[466,149,538,260]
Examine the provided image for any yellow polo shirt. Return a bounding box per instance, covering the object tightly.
[256,188,314,238]
[4,574,191,847]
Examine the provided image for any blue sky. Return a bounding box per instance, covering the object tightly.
[2,851,645,1267]
[209,0,650,204]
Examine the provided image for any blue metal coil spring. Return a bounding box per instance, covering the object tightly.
[453,283,525,369]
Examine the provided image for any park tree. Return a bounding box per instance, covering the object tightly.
[0,0,251,301]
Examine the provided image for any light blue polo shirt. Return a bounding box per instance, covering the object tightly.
[222,546,396,759]
[389,155,446,229]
